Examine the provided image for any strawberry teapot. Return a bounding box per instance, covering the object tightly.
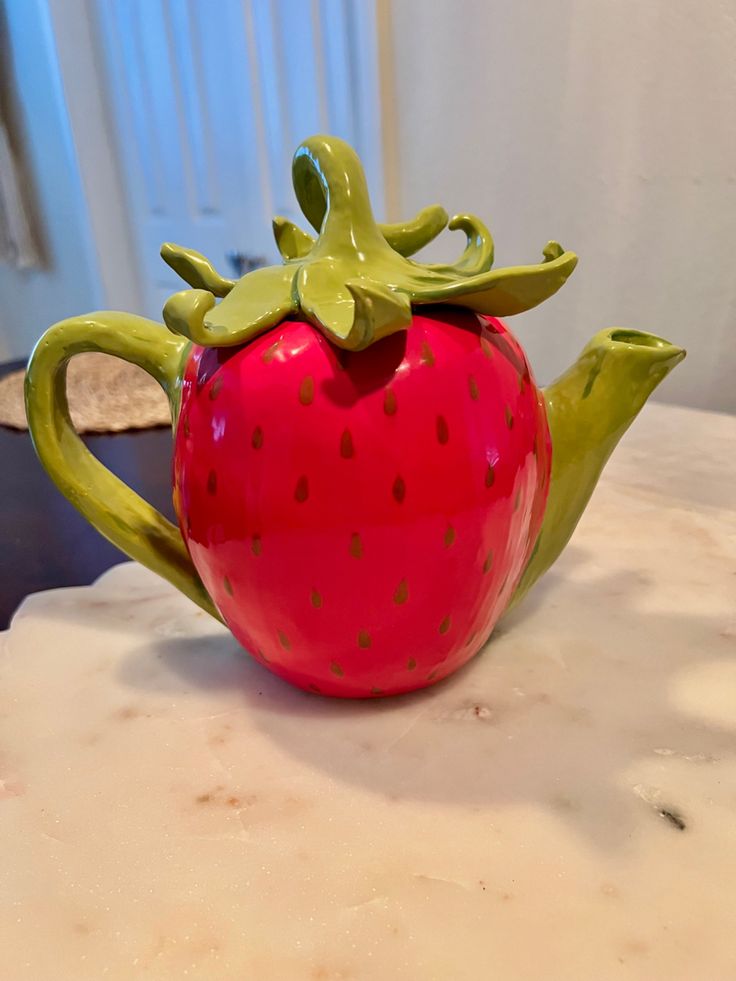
[25,136,685,698]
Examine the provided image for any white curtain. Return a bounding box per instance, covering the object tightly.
[0,101,40,269]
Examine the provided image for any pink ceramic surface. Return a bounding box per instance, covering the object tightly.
[173,309,551,697]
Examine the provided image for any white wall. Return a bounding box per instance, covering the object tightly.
[46,0,142,317]
[0,0,102,362]
[384,0,736,412]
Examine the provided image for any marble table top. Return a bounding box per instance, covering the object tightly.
[1,402,734,980]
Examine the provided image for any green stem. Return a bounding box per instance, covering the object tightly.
[292,135,387,254]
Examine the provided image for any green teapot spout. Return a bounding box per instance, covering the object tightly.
[509,327,685,611]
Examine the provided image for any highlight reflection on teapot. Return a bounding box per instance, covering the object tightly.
[25,136,685,698]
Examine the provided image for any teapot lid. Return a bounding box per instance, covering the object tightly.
[160,135,577,351]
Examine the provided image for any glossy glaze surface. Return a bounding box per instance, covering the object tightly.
[173,311,550,696]
[510,328,686,610]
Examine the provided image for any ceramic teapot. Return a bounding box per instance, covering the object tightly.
[25,136,684,698]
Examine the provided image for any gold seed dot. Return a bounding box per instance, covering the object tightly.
[262,339,281,364]
[209,376,223,400]
[251,534,262,556]
[518,372,525,393]
[407,657,417,671]
[483,551,494,574]
[392,475,406,504]
[468,375,479,400]
[310,589,322,609]
[340,429,354,458]
[207,470,217,494]
[384,388,397,415]
[485,463,495,488]
[358,629,372,649]
[182,415,191,437]
[278,630,291,651]
[505,405,514,429]
[420,340,436,366]
[299,375,315,405]
[436,415,449,445]
[349,532,363,559]
[427,668,438,680]
[533,438,539,458]
[330,661,344,677]
[223,576,233,596]
[393,578,409,604]
[480,335,494,359]
[439,614,452,635]
[251,425,264,449]
[514,489,521,511]
[444,524,456,548]
[370,686,383,695]
[294,475,309,503]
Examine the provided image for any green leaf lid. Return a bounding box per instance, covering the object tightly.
[161,134,578,352]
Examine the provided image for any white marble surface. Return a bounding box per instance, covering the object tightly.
[1,402,735,980]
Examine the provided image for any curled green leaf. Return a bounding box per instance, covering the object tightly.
[273,217,314,261]
[543,240,565,262]
[424,214,495,278]
[380,205,449,257]
[162,289,217,344]
[163,266,297,347]
[160,243,235,297]
[422,248,579,317]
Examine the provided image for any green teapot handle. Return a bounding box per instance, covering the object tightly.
[24,312,220,620]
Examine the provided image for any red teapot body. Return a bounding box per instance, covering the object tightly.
[174,310,550,696]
